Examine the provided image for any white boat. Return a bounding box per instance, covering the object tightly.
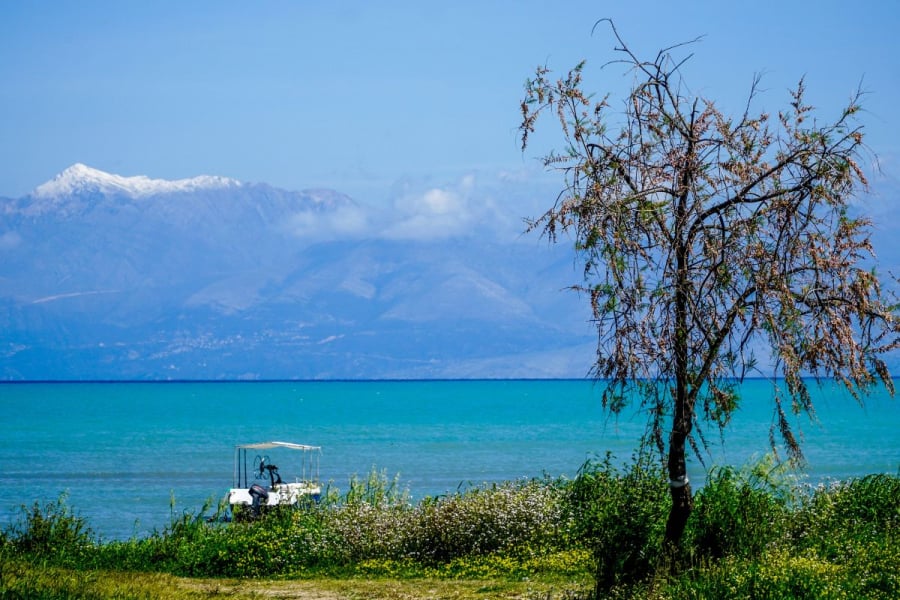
[228,441,322,518]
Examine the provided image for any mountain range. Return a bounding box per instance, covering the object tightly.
[0,164,594,380]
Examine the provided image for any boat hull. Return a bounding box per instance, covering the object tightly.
[228,481,321,506]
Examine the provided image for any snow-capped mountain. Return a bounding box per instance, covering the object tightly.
[0,165,593,380]
[9,164,351,223]
[32,163,241,199]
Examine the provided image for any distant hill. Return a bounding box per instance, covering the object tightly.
[0,165,594,380]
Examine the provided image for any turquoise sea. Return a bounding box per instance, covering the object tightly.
[1,379,898,540]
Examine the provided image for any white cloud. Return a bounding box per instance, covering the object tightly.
[420,188,460,214]
[282,169,557,244]
[381,173,499,241]
[383,187,469,240]
[285,204,369,241]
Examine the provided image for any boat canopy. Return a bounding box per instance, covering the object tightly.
[235,441,321,451]
[233,441,321,489]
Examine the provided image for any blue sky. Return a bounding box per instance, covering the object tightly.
[2,0,899,217]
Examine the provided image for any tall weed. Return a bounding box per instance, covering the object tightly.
[6,465,898,598]
[2,493,95,567]
[792,473,900,561]
[566,453,669,591]
[685,456,792,560]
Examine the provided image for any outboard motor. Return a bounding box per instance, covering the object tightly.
[265,463,283,487]
[248,483,269,518]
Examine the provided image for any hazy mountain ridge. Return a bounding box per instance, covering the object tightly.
[0,165,593,380]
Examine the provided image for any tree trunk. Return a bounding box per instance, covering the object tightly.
[668,162,695,548]
[667,279,694,543]
[664,426,694,547]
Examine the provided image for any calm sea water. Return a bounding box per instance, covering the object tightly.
[0,379,897,540]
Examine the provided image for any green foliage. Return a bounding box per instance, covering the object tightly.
[791,473,900,562]
[340,468,410,507]
[20,470,570,579]
[665,549,853,599]
[406,478,570,563]
[4,464,899,600]
[352,550,593,581]
[1,493,96,568]
[0,559,210,600]
[684,457,792,560]
[663,471,900,600]
[664,542,900,600]
[306,476,571,567]
[566,454,669,590]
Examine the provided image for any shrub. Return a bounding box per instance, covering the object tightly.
[685,457,792,560]
[566,453,669,591]
[15,465,897,594]
[301,468,414,564]
[792,473,900,560]
[318,500,412,563]
[665,549,850,599]
[405,478,570,563]
[2,493,96,567]
[308,475,570,566]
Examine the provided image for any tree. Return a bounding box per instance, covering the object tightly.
[519,21,898,548]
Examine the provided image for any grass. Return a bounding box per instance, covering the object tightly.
[2,459,898,599]
[0,559,590,599]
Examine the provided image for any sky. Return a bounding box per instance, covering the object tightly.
[2,0,899,222]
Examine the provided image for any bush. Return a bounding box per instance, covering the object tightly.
[8,465,897,596]
[2,494,96,567]
[685,457,792,560]
[89,471,572,577]
[313,474,570,566]
[665,548,849,599]
[405,478,570,563]
[793,473,900,556]
[665,472,900,600]
[566,453,669,591]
